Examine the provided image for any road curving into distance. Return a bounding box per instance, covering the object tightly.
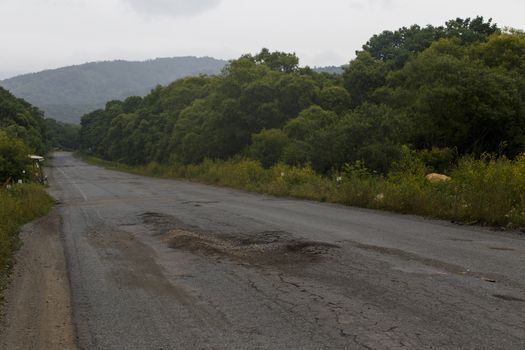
[11,151,525,349]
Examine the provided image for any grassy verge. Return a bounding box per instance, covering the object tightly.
[0,184,54,291]
[79,153,525,229]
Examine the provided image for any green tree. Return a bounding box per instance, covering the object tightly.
[362,17,499,70]
[389,39,523,155]
[283,106,339,172]
[248,129,289,167]
[343,52,388,107]
[318,86,351,114]
[172,98,250,164]
[444,16,499,44]
[0,87,46,153]
[330,104,410,173]
[363,24,445,69]
[277,74,319,118]
[0,130,31,182]
[254,48,300,73]
[44,119,79,150]
[471,33,525,74]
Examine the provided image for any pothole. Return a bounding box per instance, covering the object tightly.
[162,229,340,265]
[140,212,184,235]
[139,212,340,265]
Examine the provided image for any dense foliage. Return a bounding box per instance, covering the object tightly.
[0,131,31,183]
[80,17,525,177]
[0,86,47,154]
[1,57,229,123]
[0,86,78,183]
[44,119,80,151]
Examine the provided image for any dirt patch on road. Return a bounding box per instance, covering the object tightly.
[140,211,340,265]
[0,208,77,350]
[160,228,340,266]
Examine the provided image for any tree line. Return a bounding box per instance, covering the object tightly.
[79,17,525,175]
[0,86,78,182]
[1,57,229,123]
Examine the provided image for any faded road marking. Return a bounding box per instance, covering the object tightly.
[57,167,88,201]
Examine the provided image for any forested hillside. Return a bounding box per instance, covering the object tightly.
[0,57,228,123]
[0,86,48,156]
[80,17,525,174]
[0,86,78,182]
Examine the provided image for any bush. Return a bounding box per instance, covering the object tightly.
[0,130,32,183]
[417,147,457,173]
[248,129,289,168]
[449,154,525,226]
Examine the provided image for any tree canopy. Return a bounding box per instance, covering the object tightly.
[0,86,79,181]
[79,17,525,175]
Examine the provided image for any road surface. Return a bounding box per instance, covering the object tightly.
[8,152,525,349]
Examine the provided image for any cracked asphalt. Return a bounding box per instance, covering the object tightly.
[47,152,525,349]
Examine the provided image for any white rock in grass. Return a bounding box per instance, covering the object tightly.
[425,173,451,183]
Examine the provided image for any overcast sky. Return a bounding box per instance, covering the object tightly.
[0,0,523,79]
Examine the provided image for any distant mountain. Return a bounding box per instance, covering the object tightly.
[0,57,228,123]
[313,66,344,74]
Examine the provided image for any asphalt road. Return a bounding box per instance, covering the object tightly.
[47,152,525,349]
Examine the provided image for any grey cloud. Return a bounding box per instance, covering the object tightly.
[121,0,221,17]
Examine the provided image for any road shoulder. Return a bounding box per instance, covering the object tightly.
[0,208,77,349]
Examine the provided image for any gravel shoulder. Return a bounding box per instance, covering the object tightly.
[0,208,77,350]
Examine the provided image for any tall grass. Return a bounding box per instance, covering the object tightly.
[0,184,54,286]
[80,153,525,228]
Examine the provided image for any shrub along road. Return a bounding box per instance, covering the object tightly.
[6,151,524,349]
